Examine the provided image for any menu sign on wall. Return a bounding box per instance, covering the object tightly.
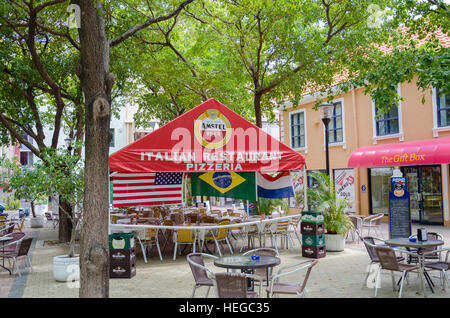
[389,177,411,239]
[289,170,305,209]
[334,169,356,211]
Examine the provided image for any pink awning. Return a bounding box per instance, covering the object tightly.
[348,137,450,168]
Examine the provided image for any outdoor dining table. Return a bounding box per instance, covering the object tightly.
[214,255,281,291]
[0,236,12,275]
[384,237,444,294]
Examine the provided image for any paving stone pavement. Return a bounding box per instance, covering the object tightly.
[2,220,450,298]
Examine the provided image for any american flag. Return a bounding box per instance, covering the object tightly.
[111,172,183,207]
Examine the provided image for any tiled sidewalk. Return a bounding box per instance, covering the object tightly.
[2,221,450,298]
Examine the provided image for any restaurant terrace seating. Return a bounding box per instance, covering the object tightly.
[173,225,197,261]
[136,223,163,263]
[186,253,218,298]
[374,246,419,298]
[203,219,233,257]
[1,237,33,277]
[266,259,318,298]
[423,247,450,291]
[243,248,279,286]
[214,272,262,298]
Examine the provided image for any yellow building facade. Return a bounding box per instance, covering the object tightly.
[280,80,450,227]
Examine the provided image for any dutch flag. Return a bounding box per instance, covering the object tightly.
[257,172,294,199]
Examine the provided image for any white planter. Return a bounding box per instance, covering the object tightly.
[30,216,45,228]
[53,254,80,282]
[325,233,346,252]
[34,205,48,215]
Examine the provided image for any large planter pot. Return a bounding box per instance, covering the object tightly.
[325,233,345,252]
[34,205,48,215]
[53,254,80,282]
[30,216,45,228]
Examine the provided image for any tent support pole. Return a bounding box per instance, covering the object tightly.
[303,167,308,211]
[255,172,258,215]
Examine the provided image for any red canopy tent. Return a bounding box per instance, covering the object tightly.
[109,98,305,173]
[108,99,306,207]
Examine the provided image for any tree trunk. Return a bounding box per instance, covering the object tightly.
[58,199,73,243]
[77,0,111,298]
[30,200,36,218]
[254,93,263,128]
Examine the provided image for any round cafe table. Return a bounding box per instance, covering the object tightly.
[0,236,13,275]
[214,255,281,291]
[384,238,444,294]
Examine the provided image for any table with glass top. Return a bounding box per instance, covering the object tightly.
[214,255,281,290]
[384,238,444,294]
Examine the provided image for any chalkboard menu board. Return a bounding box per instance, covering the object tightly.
[389,177,411,239]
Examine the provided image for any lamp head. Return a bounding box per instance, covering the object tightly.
[318,103,335,120]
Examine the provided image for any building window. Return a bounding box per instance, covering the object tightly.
[19,151,33,166]
[327,101,343,143]
[134,131,150,141]
[110,128,115,148]
[290,111,305,148]
[437,89,450,127]
[369,167,393,216]
[375,103,399,136]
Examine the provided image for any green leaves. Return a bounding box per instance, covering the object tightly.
[0,148,84,216]
[257,197,289,215]
[307,171,353,235]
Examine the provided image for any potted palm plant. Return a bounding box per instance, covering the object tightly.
[307,171,353,251]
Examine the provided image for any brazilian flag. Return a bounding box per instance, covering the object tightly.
[191,172,256,201]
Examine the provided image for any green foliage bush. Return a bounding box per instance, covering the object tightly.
[307,171,353,235]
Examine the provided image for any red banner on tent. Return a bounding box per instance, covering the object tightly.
[109,99,305,173]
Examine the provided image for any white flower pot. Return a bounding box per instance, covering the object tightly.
[30,216,45,228]
[325,233,345,252]
[34,205,48,215]
[53,254,80,282]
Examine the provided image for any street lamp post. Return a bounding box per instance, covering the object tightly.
[318,103,335,176]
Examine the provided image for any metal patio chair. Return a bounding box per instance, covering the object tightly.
[203,219,233,257]
[422,247,450,291]
[186,252,218,298]
[373,246,419,298]
[2,237,33,277]
[243,248,279,286]
[214,272,263,298]
[266,259,318,298]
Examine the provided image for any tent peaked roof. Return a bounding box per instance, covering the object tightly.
[109,98,305,173]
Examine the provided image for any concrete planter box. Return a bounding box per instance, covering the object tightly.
[34,205,48,215]
[325,233,345,252]
[30,216,45,228]
[53,254,80,282]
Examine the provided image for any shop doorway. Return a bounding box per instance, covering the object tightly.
[402,166,443,225]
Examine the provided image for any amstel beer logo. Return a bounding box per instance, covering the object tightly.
[194,109,232,149]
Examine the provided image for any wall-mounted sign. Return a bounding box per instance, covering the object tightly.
[289,170,305,209]
[334,169,356,211]
[361,184,367,193]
